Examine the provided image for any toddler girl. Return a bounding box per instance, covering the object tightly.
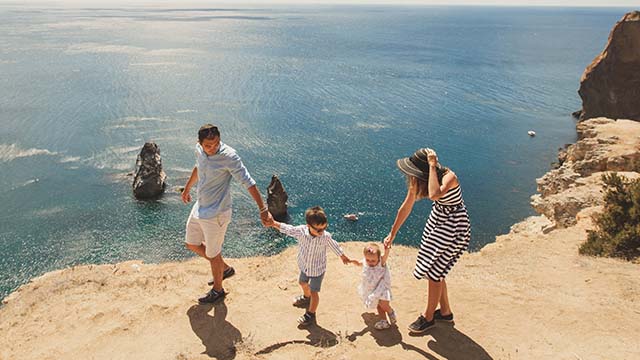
[351,243,396,330]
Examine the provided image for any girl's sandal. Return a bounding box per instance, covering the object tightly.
[374,319,390,330]
[388,310,397,325]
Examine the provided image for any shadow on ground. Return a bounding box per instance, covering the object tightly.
[254,320,338,355]
[187,303,242,360]
[348,312,492,359]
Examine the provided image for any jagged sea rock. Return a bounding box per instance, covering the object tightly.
[267,175,289,222]
[132,142,166,199]
[578,11,640,121]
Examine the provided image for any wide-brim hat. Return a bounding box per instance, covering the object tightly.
[396,148,432,181]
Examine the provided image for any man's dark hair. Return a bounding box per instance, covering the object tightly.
[198,124,220,143]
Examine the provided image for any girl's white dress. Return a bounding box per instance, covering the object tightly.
[358,259,392,309]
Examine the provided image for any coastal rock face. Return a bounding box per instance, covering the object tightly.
[267,175,289,222]
[578,11,640,121]
[533,118,640,227]
[132,142,166,199]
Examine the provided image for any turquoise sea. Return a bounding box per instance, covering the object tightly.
[0,4,632,300]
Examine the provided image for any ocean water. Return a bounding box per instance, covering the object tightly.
[0,4,631,300]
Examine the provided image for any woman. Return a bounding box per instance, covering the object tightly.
[383,148,471,333]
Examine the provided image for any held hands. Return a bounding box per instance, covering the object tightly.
[181,188,192,204]
[340,254,351,265]
[260,210,274,227]
[426,148,438,167]
[383,233,394,249]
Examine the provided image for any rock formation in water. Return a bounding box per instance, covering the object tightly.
[267,175,289,222]
[132,142,167,199]
[578,11,640,121]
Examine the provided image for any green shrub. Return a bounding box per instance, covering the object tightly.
[579,172,640,260]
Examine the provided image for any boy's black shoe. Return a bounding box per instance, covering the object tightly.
[434,309,454,322]
[408,315,435,333]
[207,267,236,286]
[198,288,225,304]
[297,311,316,326]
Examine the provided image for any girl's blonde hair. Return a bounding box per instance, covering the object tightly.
[363,243,382,259]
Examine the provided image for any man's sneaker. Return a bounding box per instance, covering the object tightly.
[388,310,397,325]
[207,267,236,286]
[408,315,435,333]
[198,288,226,304]
[434,309,454,322]
[292,295,311,307]
[297,311,316,326]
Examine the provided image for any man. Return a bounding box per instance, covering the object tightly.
[182,124,272,303]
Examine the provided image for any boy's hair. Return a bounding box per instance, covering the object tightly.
[305,206,327,226]
[363,243,382,259]
[198,124,220,143]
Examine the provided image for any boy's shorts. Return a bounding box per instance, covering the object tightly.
[185,209,232,258]
[298,271,325,293]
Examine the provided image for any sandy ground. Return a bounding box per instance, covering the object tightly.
[1,207,639,360]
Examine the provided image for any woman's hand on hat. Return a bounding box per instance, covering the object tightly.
[426,148,438,167]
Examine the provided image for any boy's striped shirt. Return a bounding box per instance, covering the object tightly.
[278,224,344,277]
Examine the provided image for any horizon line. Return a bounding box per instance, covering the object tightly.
[0,1,638,8]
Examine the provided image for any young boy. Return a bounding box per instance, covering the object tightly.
[266,206,351,326]
[182,124,272,304]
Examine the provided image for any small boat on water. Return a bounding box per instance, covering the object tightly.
[343,213,358,221]
[528,130,536,137]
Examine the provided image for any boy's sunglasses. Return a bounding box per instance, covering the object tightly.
[309,224,327,233]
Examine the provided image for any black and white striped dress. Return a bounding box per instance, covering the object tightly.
[413,185,471,282]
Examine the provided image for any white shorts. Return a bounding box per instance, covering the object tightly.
[185,209,232,258]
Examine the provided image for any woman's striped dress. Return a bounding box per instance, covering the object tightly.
[413,185,471,282]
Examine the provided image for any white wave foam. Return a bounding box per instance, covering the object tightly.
[33,206,65,217]
[121,116,173,123]
[176,109,197,113]
[129,62,177,67]
[108,145,141,155]
[66,43,145,55]
[66,43,205,57]
[355,122,389,130]
[60,156,82,163]
[146,48,205,56]
[169,167,194,173]
[0,144,59,162]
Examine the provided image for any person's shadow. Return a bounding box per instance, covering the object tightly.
[347,312,403,346]
[254,321,338,355]
[409,322,493,360]
[348,312,492,359]
[187,303,242,360]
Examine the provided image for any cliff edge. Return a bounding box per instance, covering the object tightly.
[1,119,639,360]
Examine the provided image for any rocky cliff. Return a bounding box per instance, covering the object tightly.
[531,118,640,229]
[578,11,640,121]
